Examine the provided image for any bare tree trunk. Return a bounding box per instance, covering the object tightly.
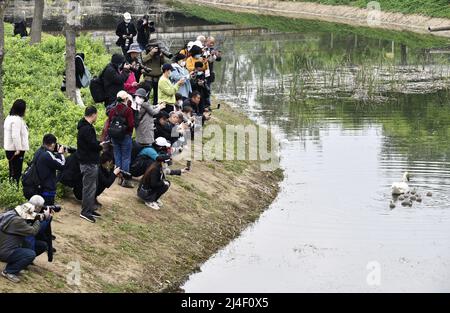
[65,23,77,102]
[0,0,11,145]
[30,0,44,45]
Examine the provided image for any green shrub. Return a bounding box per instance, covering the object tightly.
[0,180,26,209]
[0,24,111,206]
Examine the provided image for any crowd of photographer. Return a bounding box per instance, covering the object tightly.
[1,11,222,283]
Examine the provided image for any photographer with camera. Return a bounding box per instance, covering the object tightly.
[136,14,155,51]
[141,40,170,106]
[135,88,165,146]
[204,37,222,85]
[26,134,66,206]
[0,196,49,283]
[137,153,187,210]
[190,61,211,110]
[183,91,211,126]
[116,12,137,62]
[186,44,209,73]
[170,53,191,100]
[158,64,185,113]
[107,91,135,189]
[102,54,132,108]
[124,44,143,95]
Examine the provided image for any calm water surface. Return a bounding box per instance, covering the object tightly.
[183,27,450,292]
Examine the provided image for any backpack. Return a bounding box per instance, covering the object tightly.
[21,149,43,200]
[76,55,92,88]
[108,104,128,140]
[89,67,106,103]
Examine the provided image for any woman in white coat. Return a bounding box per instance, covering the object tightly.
[3,99,29,183]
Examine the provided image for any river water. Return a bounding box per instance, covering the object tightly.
[181,23,450,292]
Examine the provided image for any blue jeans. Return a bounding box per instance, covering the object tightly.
[4,248,36,274]
[112,135,132,172]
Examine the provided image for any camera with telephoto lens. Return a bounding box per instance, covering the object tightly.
[56,143,76,154]
[42,205,62,213]
[145,43,173,59]
[128,61,152,75]
[143,15,156,31]
[136,63,152,75]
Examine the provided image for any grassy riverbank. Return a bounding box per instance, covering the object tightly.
[0,26,283,292]
[1,102,282,292]
[292,0,450,19]
[170,1,450,48]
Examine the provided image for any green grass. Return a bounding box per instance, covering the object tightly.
[289,0,450,19]
[171,0,450,48]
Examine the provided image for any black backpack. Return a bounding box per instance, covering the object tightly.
[22,149,43,200]
[108,104,128,140]
[89,68,107,103]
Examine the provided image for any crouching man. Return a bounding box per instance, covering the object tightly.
[0,196,50,283]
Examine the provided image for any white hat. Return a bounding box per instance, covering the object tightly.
[187,41,195,51]
[29,195,45,208]
[117,90,131,103]
[192,40,204,49]
[155,137,171,148]
[123,12,132,22]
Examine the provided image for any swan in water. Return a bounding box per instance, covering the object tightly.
[391,172,410,195]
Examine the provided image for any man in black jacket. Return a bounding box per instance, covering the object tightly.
[116,12,137,62]
[77,106,104,223]
[34,134,66,205]
[136,15,155,51]
[102,54,131,108]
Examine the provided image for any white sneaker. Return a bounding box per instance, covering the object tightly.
[145,202,160,210]
[156,200,163,207]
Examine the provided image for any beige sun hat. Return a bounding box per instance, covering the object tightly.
[15,203,37,220]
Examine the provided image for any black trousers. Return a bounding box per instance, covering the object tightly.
[138,184,169,203]
[142,78,160,106]
[5,151,25,184]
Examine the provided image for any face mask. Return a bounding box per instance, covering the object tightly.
[196,71,204,76]
[177,100,183,106]
[194,54,202,59]
[135,97,144,105]
[179,61,186,67]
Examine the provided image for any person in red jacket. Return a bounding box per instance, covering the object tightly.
[107,90,135,188]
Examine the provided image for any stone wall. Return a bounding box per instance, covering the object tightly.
[5,0,174,30]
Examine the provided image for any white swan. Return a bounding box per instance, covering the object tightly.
[391,172,410,195]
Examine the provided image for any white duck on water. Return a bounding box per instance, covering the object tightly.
[391,172,410,195]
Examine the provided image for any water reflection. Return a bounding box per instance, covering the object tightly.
[183,27,450,292]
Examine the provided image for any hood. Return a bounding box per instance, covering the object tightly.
[111,54,125,67]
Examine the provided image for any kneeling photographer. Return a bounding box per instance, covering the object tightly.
[0,196,53,283]
[137,154,188,211]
